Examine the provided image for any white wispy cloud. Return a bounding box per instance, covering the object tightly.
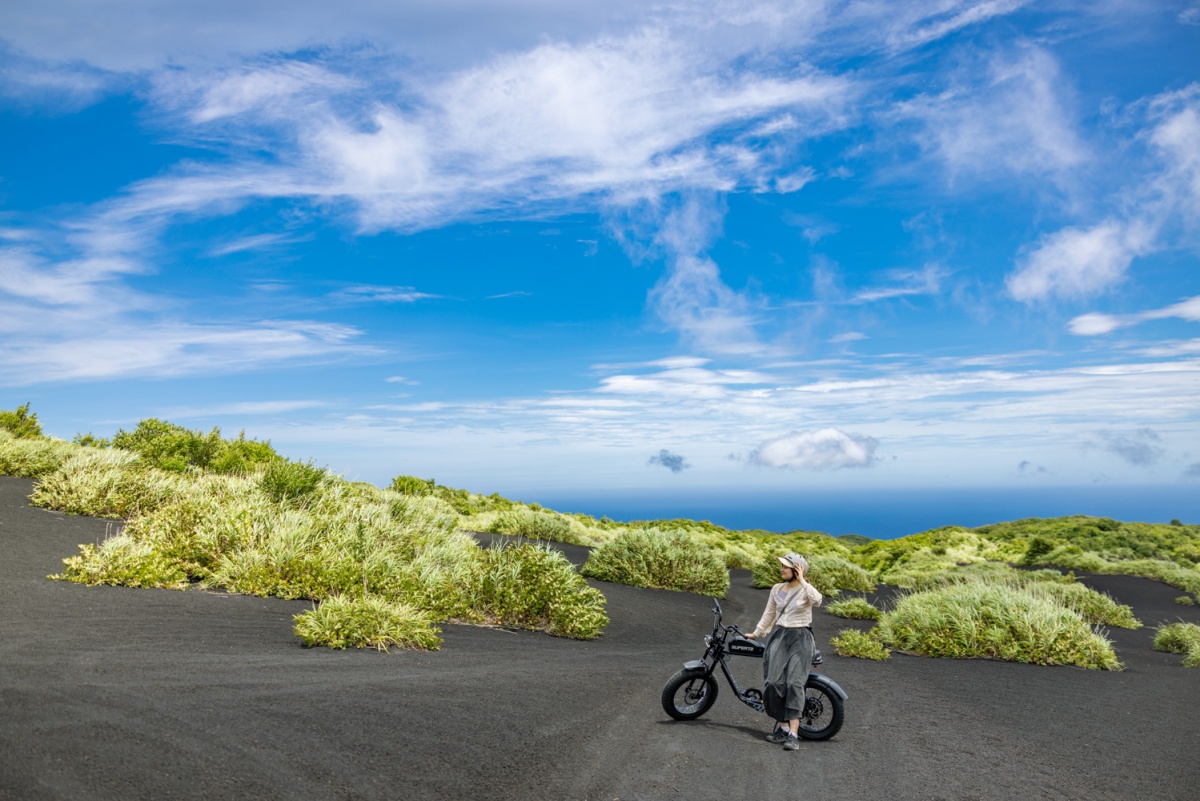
[1069,294,1200,335]
[882,0,1032,52]
[208,232,310,256]
[896,43,1087,185]
[852,264,947,304]
[0,46,113,109]
[330,285,440,303]
[1008,84,1200,304]
[0,317,371,385]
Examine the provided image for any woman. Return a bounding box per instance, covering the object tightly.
[745,552,822,751]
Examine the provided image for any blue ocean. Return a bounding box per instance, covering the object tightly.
[527,486,1200,540]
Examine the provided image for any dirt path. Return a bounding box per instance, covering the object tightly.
[2,476,1198,800]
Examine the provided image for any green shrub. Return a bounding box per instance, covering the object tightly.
[809,556,876,595]
[489,508,576,543]
[468,543,608,639]
[209,432,280,475]
[111,419,223,472]
[390,475,434,496]
[31,449,185,517]
[259,459,326,505]
[0,403,43,438]
[582,528,729,596]
[826,597,882,620]
[72,433,110,447]
[1022,536,1056,565]
[293,594,442,651]
[0,431,79,478]
[1033,582,1141,629]
[1152,622,1200,668]
[875,582,1121,670]
[109,419,279,474]
[1176,595,1196,606]
[830,628,890,660]
[52,533,189,589]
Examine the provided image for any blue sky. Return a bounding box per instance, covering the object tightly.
[2,2,1199,525]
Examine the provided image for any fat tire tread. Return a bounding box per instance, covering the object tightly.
[661,670,719,720]
[796,679,844,741]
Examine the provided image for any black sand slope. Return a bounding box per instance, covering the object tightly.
[2,476,1198,801]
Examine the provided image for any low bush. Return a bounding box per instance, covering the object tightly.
[259,459,326,505]
[111,419,224,472]
[0,431,80,478]
[826,597,882,620]
[582,528,729,596]
[293,594,442,651]
[0,403,42,438]
[110,418,280,474]
[52,532,189,590]
[830,628,890,660]
[875,582,1121,670]
[1176,595,1196,606]
[390,475,434,496]
[31,449,185,517]
[489,507,577,544]
[1152,622,1200,668]
[468,543,608,639]
[1033,582,1141,629]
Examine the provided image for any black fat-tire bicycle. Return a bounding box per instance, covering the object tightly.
[661,598,847,741]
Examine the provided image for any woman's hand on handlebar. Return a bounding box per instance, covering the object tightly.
[743,631,755,639]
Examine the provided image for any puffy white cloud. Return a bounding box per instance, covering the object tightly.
[750,428,878,470]
[1006,220,1154,302]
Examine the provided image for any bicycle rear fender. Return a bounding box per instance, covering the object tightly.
[806,672,848,701]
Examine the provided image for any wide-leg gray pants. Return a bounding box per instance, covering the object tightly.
[762,625,814,722]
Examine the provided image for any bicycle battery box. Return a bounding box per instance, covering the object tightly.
[727,635,765,657]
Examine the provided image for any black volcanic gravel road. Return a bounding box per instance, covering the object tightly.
[3,476,1199,800]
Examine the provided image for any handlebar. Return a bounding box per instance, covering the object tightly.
[710,598,746,636]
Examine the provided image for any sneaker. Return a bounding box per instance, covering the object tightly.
[765,728,790,744]
[783,734,801,750]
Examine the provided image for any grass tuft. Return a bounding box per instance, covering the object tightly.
[830,628,890,660]
[488,507,578,544]
[259,459,327,505]
[826,597,882,620]
[293,594,442,651]
[1152,622,1200,668]
[875,582,1121,670]
[582,528,729,596]
[468,543,608,638]
[52,531,189,590]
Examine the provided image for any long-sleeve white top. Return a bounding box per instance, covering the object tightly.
[751,580,823,639]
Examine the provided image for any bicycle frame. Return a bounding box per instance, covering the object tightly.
[680,599,767,712]
[679,598,844,715]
